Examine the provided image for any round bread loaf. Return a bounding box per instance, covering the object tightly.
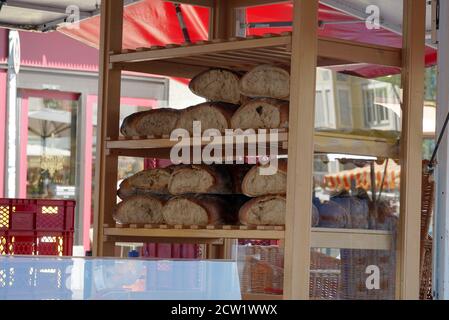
[240,65,290,99]
[239,195,286,226]
[118,167,173,199]
[162,195,238,226]
[316,200,349,228]
[120,108,180,138]
[241,161,287,197]
[168,165,233,195]
[113,195,167,225]
[189,68,241,104]
[176,102,239,135]
[331,192,369,229]
[231,98,289,130]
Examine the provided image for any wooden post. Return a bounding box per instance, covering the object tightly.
[398,0,426,299]
[211,0,234,39]
[283,0,318,300]
[93,0,124,257]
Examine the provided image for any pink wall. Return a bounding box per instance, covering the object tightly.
[0,28,99,72]
[0,71,6,197]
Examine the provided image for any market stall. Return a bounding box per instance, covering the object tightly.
[90,0,428,300]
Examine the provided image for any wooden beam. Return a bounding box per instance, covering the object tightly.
[212,0,233,39]
[398,0,426,300]
[93,0,124,257]
[283,0,318,300]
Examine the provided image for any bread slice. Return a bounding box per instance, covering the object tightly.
[117,167,174,200]
[240,65,290,99]
[162,195,239,226]
[189,68,241,104]
[176,102,239,134]
[113,195,168,225]
[231,98,289,130]
[120,108,180,138]
[239,195,286,226]
[168,165,233,195]
[241,160,287,197]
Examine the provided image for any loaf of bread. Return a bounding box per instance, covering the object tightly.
[117,167,174,199]
[331,191,369,229]
[113,195,167,224]
[241,160,287,197]
[240,65,290,100]
[231,98,289,130]
[316,200,349,228]
[189,68,241,104]
[120,108,180,138]
[239,195,286,226]
[176,102,239,134]
[168,165,233,195]
[162,195,241,226]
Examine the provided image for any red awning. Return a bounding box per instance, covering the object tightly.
[60,0,437,79]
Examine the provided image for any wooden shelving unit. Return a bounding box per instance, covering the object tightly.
[94,0,426,300]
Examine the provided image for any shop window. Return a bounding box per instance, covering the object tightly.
[337,89,352,128]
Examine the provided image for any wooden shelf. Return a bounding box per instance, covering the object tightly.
[242,293,283,300]
[111,34,402,78]
[106,131,399,159]
[103,225,392,250]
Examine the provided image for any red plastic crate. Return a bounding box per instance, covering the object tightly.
[0,198,75,257]
[0,199,75,232]
[0,231,73,256]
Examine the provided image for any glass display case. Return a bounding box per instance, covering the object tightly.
[0,256,241,300]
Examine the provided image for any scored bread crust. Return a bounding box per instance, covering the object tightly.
[120,108,180,138]
[241,160,288,197]
[231,98,289,130]
[240,65,290,100]
[176,102,240,134]
[162,195,240,226]
[239,195,286,226]
[117,167,174,200]
[189,68,241,104]
[113,195,169,225]
[168,165,233,195]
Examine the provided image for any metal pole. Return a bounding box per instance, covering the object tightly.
[435,0,449,300]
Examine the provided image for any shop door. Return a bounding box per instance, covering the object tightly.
[19,89,80,200]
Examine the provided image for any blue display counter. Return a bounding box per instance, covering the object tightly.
[0,256,241,300]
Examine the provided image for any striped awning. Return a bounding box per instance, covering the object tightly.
[324,161,401,191]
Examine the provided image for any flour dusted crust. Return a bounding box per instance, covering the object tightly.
[239,195,286,226]
[168,165,233,195]
[231,98,289,130]
[240,65,290,99]
[113,195,167,224]
[176,102,239,134]
[120,108,180,138]
[117,167,174,200]
[241,160,287,197]
[189,68,241,104]
[162,195,239,226]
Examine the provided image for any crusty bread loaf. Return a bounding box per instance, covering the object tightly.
[240,65,290,100]
[241,160,287,197]
[117,167,174,200]
[113,195,167,224]
[239,195,286,226]
[168,165,233,195]
[189,68,241,104]
[162,195,240,226]
[176,102,239,134]
[227,164,253,194]
[316,200,349,228]
[120,108,180,138]
[231,98,289,130]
